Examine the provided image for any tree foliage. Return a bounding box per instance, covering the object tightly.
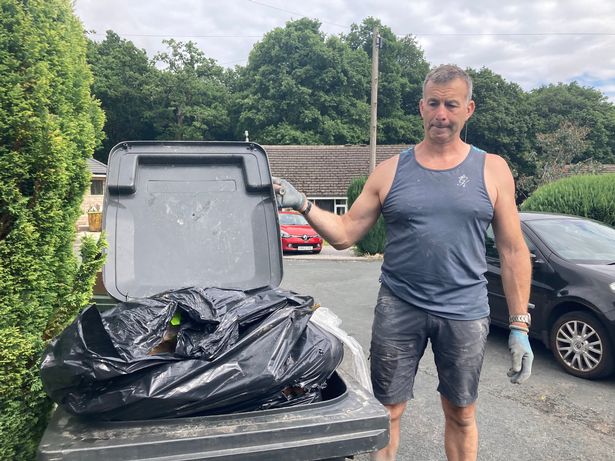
[234,18,371,144]
[0,0,105,458]
[517,121,603,200]
[77,18,615,198]
[87,31,156,163]
[148,39,232,141]
[465,68,533,173]
[527,82,615,163]
[343,17,428,144]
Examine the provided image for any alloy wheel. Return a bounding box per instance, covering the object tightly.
[555,319,603,373]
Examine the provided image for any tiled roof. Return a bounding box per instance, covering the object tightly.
[264,144,409,197]
[87,158,107,176]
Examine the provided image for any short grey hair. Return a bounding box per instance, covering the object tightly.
[422,64,473,102]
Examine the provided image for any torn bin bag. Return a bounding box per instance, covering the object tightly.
[40,287,343,420]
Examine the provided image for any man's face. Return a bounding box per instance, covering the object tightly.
[419,78,475,145]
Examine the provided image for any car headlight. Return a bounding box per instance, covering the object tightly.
[280,230,291,238]
[610,282,615,293]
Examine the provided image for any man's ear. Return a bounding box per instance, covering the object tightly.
[466,100,476,120]
[419,98,425,117]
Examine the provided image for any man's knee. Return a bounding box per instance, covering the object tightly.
[384,402,407,422]
[441,397,476,428]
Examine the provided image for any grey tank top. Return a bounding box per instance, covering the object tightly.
[380,145,494,320]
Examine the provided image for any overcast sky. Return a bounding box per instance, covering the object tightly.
[73,0,615,102]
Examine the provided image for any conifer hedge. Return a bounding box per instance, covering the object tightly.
[347,176,387,254]
[0,1,105,458]
[520,174,615,227]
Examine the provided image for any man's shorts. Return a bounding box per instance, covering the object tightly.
[370,284,490,407]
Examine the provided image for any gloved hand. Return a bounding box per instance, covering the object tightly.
[272,177,306,211]
[507,330,534,384]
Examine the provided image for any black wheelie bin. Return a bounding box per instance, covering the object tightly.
[37,141,389,461]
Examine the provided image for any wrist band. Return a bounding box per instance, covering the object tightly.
[509,324,529,333]
[300,200,312,216]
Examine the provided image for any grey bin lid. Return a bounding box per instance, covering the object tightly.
[102,141,283,301]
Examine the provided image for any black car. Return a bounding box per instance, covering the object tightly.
[486,212,615,379]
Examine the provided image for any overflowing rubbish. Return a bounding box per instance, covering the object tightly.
[40,287,343,420]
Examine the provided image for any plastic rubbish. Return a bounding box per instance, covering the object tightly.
[310,307,373,393]
[40,287,343,420]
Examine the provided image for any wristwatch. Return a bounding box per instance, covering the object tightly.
[509,313,531,326]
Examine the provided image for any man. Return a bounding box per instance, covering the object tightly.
[274,64,533,461]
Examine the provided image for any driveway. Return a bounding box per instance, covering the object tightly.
[280,259,615,461]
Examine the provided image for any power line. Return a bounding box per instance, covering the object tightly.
[408,32,615,37]
[86,31,615,40]
[246,0,349,29]
[87,32,261,38]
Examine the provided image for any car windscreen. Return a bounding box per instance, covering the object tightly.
[279,213,308,226]
[526,218,615,263]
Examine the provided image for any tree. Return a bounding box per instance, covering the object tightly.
[465,67,533,175]
[527,82,615,163]
[147,39,231,141]
[517,121,602,200]
[87,31,156,163]
[343,18,429,144]
[234,18,371,144]
[0,1,105,458]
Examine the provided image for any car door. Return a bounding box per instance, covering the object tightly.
[485,223,555,329]
[484,224,508,325]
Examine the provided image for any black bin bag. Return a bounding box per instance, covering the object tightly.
[40,287,343,420]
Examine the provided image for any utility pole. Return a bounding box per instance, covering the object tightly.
[369,26,381,174]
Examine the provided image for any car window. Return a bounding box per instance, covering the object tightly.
[524,234,537,253]
[279,213,308,226]
[486,224,537,258]
[526,218,615,262]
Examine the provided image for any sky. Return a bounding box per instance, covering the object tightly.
[73,0,615,102]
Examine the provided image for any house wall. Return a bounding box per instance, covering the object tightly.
[77,177,105,230]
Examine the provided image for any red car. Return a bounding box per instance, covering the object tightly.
[278,211,323,254]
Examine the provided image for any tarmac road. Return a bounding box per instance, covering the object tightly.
[280,258,615,461]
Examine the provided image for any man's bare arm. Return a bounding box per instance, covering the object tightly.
[488,154,531,317]
[273,157,395,250]
[303,162,388,250]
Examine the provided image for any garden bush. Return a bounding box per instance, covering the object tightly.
[520,174,615,227]
[0,1,105,458]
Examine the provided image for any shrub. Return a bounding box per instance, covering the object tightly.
[347,176,386,254]
[520,174,615,227]
[0,0,105,458]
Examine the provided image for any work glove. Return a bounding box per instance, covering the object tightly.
[507,330,534,384]
[272,177,306,211]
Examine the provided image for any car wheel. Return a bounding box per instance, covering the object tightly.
[550,311,614,379]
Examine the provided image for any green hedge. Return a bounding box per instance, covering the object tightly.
[347,176,386,254]
[0,1,105,459]
[520,174,615,226]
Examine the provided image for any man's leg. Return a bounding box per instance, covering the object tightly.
[440,396,478,461]
[369,285,429,461]
[371,401,407,461]
[430,315,489,461]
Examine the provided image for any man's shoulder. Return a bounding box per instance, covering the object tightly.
[373,154,400,181]
[484,152,510,170]
[366,154,400,198]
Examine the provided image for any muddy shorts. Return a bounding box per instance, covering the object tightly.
[370,284,490,407]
